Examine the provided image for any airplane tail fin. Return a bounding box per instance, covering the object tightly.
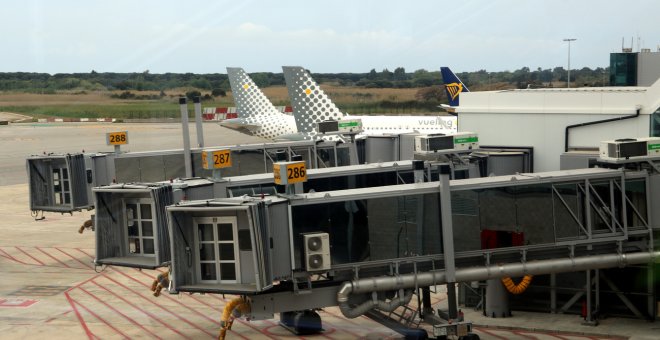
[227,67,283,118]
[440,67,469,106]
[282,66,345,134]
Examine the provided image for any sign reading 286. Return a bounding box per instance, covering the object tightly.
[274,161,307,185]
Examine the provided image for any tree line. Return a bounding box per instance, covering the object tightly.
[0,66,610,93]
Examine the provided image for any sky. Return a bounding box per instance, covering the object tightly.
[1,0,659,74]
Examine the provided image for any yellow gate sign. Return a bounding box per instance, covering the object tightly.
[106,131,128,145]
[202,149,232,169]
[274,161,307,185]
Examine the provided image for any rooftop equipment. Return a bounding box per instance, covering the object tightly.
[414,132,479,154]
[599,137,660,161]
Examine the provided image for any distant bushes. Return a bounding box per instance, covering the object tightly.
[110,91,164,100]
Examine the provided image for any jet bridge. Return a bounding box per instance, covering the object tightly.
[94,160,433,270]
[25,140,356,217]
[27,153,96,215]
[105,140,356,183]
[93,179,222,269]
[166,165,659,333]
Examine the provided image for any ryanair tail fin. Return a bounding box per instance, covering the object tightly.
[227,67,283,118]
[440,67,469,107]
[282,66,345,134]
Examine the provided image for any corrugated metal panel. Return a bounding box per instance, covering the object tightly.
[27,159,51,210]
[67,154,89,208]
[152,185,173,265]
[95,191,124,261]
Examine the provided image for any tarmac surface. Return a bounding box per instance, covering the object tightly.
[1,120,659,339]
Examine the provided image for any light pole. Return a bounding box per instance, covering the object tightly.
[563,38,576,88]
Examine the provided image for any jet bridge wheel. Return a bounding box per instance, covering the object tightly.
[280,310,323,335]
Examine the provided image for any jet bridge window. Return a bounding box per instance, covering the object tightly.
[52,167,71,205]
[651,107,660,137]
[451,176,647,253]
[290,193,442,267]
[125,199,155,256]
[194,217,240,283]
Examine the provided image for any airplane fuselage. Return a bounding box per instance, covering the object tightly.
[352,115,457,135]
[222,113,457,141]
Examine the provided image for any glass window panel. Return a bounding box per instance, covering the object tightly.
[143,239,155,254]
[127,225,138,237]
[64,193,71,204]
[198,224,214,241]
[126,204,137,222]
[201,263,217,280]
[220,263,236,281]
[129,238,140,253]
[219,244,235,260]
[218,223,234,241]
[140,204,152,219]
[62,168,68,179]
[53,170,60,181]
[142,221,153,236]
[199,244,215,261]
[238,229,252,251]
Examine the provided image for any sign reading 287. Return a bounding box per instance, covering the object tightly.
[107,131,128,145]
[202,149,232,169]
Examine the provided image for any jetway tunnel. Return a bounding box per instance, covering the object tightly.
[165,165,659,322]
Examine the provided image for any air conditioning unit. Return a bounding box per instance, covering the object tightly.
[599,137,660,161]
[415,132,479,154]
[303,232,331,272]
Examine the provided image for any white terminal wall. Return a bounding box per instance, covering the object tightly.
[457,78,660,172]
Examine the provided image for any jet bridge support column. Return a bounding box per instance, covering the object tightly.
[179,97,193,178]
[439,164,458,319]
[193,96,205,148]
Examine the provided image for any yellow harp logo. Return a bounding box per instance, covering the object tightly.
[446,82,463,101]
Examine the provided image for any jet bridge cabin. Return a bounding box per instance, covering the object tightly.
[167,198,290,294]
[27,153,93,214]
[94,179,219,269]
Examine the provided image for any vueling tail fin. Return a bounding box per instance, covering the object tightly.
[282,66,345,134]
[440,67,470,107]
[227,67,282,118]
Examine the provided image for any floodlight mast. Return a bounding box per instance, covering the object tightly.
[563,38,577,88]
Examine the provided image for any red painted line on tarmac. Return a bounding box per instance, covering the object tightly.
[69,293,131,338]
[113,267,267,339]
[64,291,94,340]
[79,285,162,339]
[54,247,94,269]
[45,310,73,323]
[110,268,255,339]
[75,248,95,259]
[15,246,45,265]
[474,327,509,340]
[98,274,205,339]
[318,309,373,337]
[512,330,541,339]
[35,246,73,268]
[0,248,31,265]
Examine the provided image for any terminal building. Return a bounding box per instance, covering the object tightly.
[457,77,660,171]
[610,47,660,86]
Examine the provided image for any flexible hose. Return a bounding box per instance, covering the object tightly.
[501,275,533,294]
[219,297,250,340]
